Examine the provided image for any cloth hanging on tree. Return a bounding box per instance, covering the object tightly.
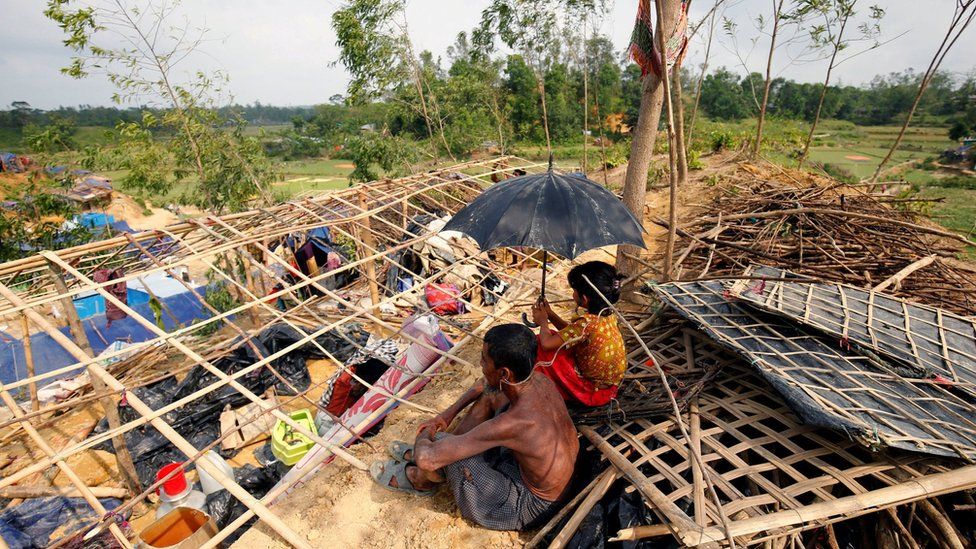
[629,0,689,77]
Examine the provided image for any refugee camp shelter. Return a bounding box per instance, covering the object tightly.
[57,176,113,208]
[0,157,558,548]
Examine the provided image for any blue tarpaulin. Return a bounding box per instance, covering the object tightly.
[0,285,212,386]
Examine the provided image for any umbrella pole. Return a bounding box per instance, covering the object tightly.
[541,251,548,300]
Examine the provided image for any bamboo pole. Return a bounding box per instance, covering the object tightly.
[0,485,129,499]
[657,0,679,282]
[0,389,131,548]
[45,260,94,356]
[201,282,532,547]
[357,190,381,310]
[40,251,367,473]
[549,469,618,549]
[89,371,142,496]
[21,314,38,412]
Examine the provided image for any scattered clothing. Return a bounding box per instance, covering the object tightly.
[316,336,401,433]
[93,268,127,325]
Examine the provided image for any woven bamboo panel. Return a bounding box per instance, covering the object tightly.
[653,280,976,459]
[728,265,976,399]
[587,361,961,547]
[571,323,729,424]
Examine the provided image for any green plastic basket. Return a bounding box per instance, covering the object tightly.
[271,409,316,467]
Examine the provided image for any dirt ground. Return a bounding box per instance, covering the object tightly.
[231,152,739,548]
[103,192,203,231]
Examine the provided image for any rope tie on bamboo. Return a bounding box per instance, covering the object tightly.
[118,388,128,407]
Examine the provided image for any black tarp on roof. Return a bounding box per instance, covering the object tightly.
[653,279,976,459]
[728,265,976,401]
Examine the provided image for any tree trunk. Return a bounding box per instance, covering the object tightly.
[658,0,680,282]
[754,0,786,157]
[583,15,589,173]
[616,0,682,279]
[539,76,553,154]
[673,69,689,185]
[799,16,847,169]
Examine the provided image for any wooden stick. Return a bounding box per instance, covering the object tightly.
[548,469,618,549]
[873,255,938,292]
[45,260,94,356]
[657,0,679,282]
[916,499,964,549]
[357,189,381,309]
[0,485,129,499]
[686,207,975,247]
[41,251,367,473]
[525,469,616,549]
[0,389,131,548]
[90,372,142,496]
[609,524,673,542]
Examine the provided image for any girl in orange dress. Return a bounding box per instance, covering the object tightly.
[531,261,626,407]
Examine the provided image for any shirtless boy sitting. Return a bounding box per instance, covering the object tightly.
[370,323,579,531]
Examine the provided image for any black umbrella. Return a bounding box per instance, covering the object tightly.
[441,160,646,299]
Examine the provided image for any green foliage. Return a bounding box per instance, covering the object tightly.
[198,281,239,337]
[332,0,408,104]
[928,176,976,190]
[687,149,704,170]
[0,175,96,262]
[346,132,420,183]
[708,129,738,152]
[645,162,666,190]
[43,0,276,213]
[22,116,77,154]
[819,162,858,184]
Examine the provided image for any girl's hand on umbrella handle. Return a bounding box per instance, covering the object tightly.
[531,301,548,326]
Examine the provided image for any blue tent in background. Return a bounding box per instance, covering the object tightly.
[0,277,213,386]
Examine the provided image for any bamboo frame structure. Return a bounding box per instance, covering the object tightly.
[0,157,571,547]
[579,357,974,547]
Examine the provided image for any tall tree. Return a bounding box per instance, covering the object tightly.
[44,0,274,212]
[332,0,452,159]
[723,1,810,155]
[797,0,884,168]
[616,0,682,279]
[478,1,604,153]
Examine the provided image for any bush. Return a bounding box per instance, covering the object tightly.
[646,162,667,190]
[708,130,737,152]
[687,149,704,171]
[820,163,858,184]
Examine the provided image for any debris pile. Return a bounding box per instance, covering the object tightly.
[660,168,976,315]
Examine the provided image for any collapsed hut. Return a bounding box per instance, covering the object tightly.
[1,156,975,548]
[0,157,566,547]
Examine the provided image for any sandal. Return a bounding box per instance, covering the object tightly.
[388,440,414,462]
[369,459,435,497]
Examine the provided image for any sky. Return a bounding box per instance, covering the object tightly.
[1,0,974,110]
